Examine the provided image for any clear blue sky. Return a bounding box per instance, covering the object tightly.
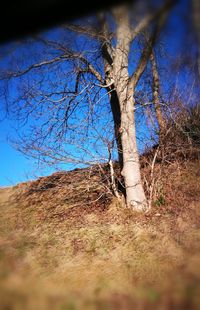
[0,0,197,187]
[0,117,55,186]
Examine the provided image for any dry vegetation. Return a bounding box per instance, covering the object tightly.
[0,158,200,309]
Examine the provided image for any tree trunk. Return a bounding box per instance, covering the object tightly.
[119,87,147,210]
[112,5,147,211]
[150,51,166,139]
[109,87,123,168]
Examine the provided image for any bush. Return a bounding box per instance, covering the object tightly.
[159,103,200,161]
[183,104,200,147]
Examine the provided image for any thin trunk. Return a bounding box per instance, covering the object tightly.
[109,158,121,199]
[150,51,166,139]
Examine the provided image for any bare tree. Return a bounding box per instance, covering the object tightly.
[0,0,174,211]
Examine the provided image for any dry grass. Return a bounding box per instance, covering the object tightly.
[0,160,200,309]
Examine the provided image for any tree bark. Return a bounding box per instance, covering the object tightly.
[112,6,147,210]
[109,87,123,168]
[150,51,166,139]
[120,87,147,210]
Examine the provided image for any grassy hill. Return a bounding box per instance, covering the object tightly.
[0,159,200,309]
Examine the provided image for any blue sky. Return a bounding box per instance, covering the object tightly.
[0,136,37,186]
[0,117,56,186]
[0,0,198,187]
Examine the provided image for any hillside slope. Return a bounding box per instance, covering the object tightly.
[0,160,200,309]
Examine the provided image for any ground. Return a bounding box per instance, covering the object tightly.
[0,160,200,309]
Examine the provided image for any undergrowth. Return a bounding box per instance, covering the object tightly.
[0,159,200,309]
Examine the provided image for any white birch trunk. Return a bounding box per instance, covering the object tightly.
[120,90,147,211]
[112,6,147,211]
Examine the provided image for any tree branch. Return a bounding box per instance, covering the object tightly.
[2,48,104,84]
[130,0,174,91]
[131,0,175,42]
[1,55,69,79]
[64,24,105,41]
[130,30,158,91]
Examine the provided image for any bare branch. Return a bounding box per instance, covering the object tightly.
[131,0,175,42]
[2,55,69,79]
[150,50,166,136]
[65,24,105,41]
[130,0,174,90]
[130,30,158,91]
[2,48,104,84]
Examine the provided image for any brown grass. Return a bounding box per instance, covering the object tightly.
[0,160,200,309]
